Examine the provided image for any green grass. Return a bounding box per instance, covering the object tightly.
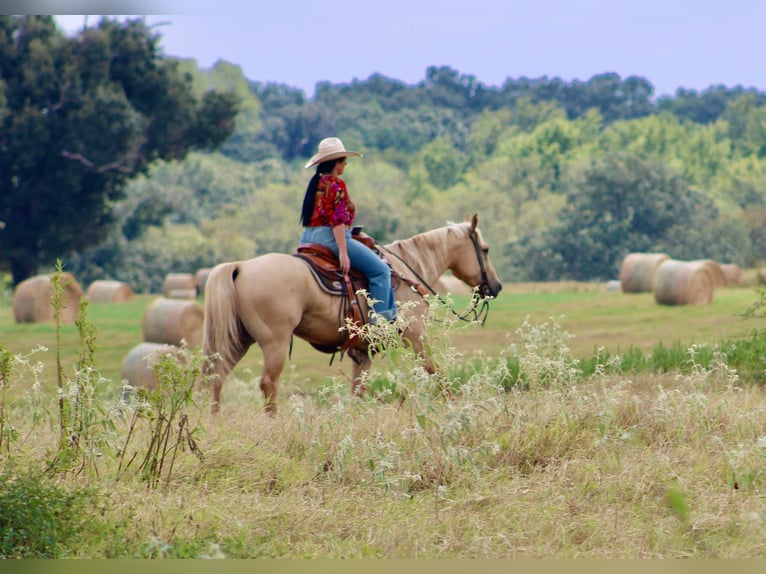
[0,283,764,399]
[451,282,764,359]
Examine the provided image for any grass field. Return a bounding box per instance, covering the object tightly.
[3,281,766,558]
[0,281,763,401]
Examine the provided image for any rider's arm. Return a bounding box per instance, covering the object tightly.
[333,224,350,274]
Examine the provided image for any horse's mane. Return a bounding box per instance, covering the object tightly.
[383,221,471,282]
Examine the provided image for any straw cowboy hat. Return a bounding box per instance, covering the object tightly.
[305,137,362,169]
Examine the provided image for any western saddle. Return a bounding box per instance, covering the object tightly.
[292,231,379,353]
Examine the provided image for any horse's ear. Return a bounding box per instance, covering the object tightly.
[471,213,478,233]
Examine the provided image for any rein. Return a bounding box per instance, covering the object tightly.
[378,229,492,325]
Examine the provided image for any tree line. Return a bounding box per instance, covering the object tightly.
[3,15,766,291]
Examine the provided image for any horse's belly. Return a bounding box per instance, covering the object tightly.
[293,301,348,346]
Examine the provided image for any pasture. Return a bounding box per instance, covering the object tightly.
[1,282,762,396]
[2,281,766,558]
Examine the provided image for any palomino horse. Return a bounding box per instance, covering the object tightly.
[202,214,502,413]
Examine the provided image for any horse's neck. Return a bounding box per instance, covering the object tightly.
[384,227,452,286]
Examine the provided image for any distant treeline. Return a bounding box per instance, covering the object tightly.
[232,65,766,163]
[65,57,766,291]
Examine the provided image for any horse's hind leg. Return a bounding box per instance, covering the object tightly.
[208,344,249,414]
[259,339,290,414]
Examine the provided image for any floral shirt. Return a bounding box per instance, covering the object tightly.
[307,175,356,227]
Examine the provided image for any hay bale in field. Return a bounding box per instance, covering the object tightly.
[86,280,134,303]
[433,274,472,295]
[619,253,670,293]
[162,272,195,297]
[653,259,715,306]
[142,297,204,347]
[166,288,197,299]
[720,263,743,286]
[12,272,84,324]
[195,267,212,296]
[606,279,622,292]
[692,259,728,288]
[120,342,179,392]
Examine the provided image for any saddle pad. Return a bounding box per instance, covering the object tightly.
[293,250,368,296]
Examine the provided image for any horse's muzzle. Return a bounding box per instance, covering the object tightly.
[480,280,502,299]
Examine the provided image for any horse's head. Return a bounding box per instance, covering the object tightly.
[448,214,503,298]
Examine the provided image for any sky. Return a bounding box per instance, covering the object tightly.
[47,0,766,99]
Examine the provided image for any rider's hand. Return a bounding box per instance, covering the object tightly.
[339,252,351,275]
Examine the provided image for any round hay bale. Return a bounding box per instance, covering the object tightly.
[162,273,195,297]
[653,260,715,306]
[606,279,622,292]
[619,253,670,293]
[86,280,134,303]
[692,260,727,288]
[142,297,204,347]
[120,342,179,392]
[720,263,743,286]
[195,267,212,296]
[12,272,84,324]
[167,288,197,300]
[433,274,472,295]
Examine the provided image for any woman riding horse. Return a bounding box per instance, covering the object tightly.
[299,137,397,324]
[202,213,502,414]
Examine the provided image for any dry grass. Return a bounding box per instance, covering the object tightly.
[3,304,766,558]
[3,281,766,557]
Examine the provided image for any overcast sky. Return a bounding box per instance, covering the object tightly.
[51,0,765,99]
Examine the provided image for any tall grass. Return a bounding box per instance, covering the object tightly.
[1,282,766,556]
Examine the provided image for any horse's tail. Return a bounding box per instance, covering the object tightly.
[202,262,251,384]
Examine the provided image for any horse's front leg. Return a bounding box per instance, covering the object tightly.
[403,329,452,399]
[347,348,371,396]
[400,323,435,375]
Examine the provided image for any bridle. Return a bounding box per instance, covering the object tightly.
[378,227,493,325]
[468,228,493,300]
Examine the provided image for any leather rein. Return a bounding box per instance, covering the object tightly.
[378,229,492,325]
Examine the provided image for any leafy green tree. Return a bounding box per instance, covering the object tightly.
[599,113,731,188]
[469,108,515,161]
[180,59,265,163]
[0,16,238,285]
[563,73,654,122]
[422,65,479,109]
[657,86,766,125]
[467,100,569,164]
[420,137,465,190]
[716,156,766,212]
[508,153,742,281]
[718,94,766,158]
[498,116,592,194]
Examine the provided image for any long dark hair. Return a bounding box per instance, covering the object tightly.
[300,158,341,226]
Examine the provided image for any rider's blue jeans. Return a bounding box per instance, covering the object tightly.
[300,226,397,322]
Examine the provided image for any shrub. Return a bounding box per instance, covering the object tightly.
[0,469,100,558]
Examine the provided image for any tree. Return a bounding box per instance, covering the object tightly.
[508,153,742,281]
[563,73,654,123]
[656,85,766,125]
[0,16,238,285]
[420,137,465,190]
[718,94,766,158]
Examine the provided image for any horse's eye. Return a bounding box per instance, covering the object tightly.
[482,247,489,255]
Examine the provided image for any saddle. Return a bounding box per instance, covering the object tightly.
[292,231,383,353]
[293,242,370,297]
